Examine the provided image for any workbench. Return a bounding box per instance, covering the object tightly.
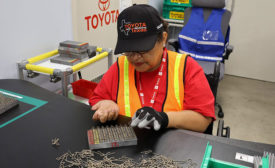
[0,79,274,167]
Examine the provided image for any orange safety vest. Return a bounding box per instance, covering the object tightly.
[117,50,187,117]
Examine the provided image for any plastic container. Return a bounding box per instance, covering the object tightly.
[164,0,192,7]
[201,142,252,168]
[162,4,186,20]
[71,79,98,99]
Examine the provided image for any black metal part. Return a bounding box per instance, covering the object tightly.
[88,46,97,58]
[78,71,82,79]
[26,70,39,78]
[50,75,61,83]
[224,45,234,60]
[217,103,224,118]
[217,119,230,138]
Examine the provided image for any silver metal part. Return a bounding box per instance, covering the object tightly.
[17,60,29,80]
[102,48,113,68]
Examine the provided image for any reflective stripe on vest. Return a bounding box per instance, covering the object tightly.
[178,49,223,61]
[174,54,183,108]
[117,51,187,117]
[117,56,141,117]
[123,59,130,116]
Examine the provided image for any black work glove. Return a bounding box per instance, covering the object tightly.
[130,106,169,131]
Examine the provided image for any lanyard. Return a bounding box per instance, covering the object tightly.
[138,48,167,107]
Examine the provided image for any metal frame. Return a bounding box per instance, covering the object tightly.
[18,47,113,97]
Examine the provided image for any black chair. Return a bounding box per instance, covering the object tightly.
[204,118,230,138]
[203,63,230,137]
[168,0,234,118]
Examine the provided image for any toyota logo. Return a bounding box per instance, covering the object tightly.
[98,0,110,11]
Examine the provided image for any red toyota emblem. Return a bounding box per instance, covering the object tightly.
[98,0,110,11]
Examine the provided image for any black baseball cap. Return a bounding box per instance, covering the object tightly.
[114,4,164,55]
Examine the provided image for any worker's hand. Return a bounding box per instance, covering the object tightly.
[131,106,168,131]
[91,100,119,123]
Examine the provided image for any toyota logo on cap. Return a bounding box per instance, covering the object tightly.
[98,0,110,11]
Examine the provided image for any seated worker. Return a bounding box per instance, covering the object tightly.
[89,4,215,133]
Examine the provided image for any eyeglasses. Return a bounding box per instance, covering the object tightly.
[123,51,148,58]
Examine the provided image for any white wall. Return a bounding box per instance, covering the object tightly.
[132,0,149,4]
[72,0,120,80]
[0,0,73,80]
[72,0,149,80]
[226,0,275,82]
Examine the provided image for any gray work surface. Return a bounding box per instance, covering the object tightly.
[0,79,274,168]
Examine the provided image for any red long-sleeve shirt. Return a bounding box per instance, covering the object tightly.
[89,56,215,119]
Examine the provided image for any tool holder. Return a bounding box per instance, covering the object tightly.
[87,125,137,150]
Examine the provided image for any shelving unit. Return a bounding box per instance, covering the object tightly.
[18,47,113,97]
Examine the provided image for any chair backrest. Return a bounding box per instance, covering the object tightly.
[178,0,231,62]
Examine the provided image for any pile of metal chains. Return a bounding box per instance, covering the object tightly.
[56,150,197,168]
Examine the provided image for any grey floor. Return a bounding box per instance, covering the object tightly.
[213,75,275,145]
